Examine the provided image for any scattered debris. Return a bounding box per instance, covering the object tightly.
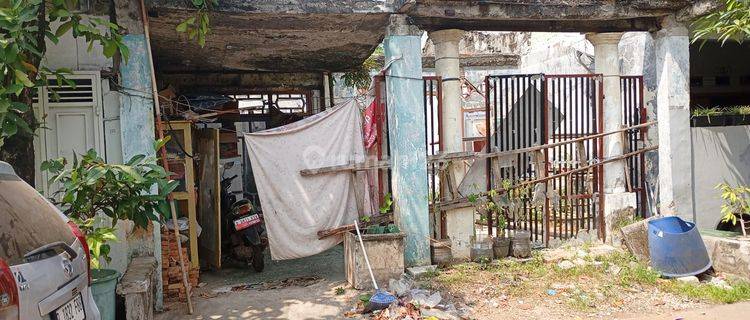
[356,274,470,319]
[558,260,576,270]
[676,276,700,284]
[220,276,324,293]
[407,265,438,278]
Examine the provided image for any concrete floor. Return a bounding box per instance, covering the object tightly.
[155,245,358,320]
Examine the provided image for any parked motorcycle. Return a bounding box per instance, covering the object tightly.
[220,162,267,272]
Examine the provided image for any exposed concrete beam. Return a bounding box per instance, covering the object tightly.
[403,0,705,32]
[410,17,662,33]
[422,53,519,68]
[147,9,388,72]
[157,72,324,93]
[149,0,396,14]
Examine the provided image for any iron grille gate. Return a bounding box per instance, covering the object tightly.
[621,76,649,219]
[484,74,646,244]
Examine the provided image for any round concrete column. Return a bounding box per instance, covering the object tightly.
[428,29,474,259]
[429,29,464,160]
[586,32,626,194]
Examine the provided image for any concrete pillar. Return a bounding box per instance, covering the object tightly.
[586,33,626,193]
[114,0,162,309]
[429,29,473,259]
[384,15,430,267]
[653,16,694,220]
[586,32,637,242]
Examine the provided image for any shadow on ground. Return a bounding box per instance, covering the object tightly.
[155,245,357,320]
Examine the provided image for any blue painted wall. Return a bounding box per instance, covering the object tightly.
[384,34,431,267]
[118,34,163,309]
[119,35,156,160]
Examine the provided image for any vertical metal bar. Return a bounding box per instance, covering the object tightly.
[531,76,538,241]
[485,76,493,237]
[638,76,647,218]
[551,77,557,240]
[586,76,593,232]
[541,75,555,246]
[597,75,605,240]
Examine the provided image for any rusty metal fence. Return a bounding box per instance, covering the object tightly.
[621,76,648,218]
[483,74,605,242]
[374,73,647,245]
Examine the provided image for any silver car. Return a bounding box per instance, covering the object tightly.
[0,161,100,320]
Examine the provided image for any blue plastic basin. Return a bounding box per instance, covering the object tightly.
[647,216,712,278]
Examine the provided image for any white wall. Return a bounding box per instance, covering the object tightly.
[39,15,133,274]
[691,125,750,229]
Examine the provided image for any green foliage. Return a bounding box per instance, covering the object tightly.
[340,46,383,90]
[692,105,750,117]
[665,279,750,303]
[379,192,393,214]
[73,217,117,269]
[692,0,750,46]
[41,139,178,267]
[334,287,345,295]
[175,0,216,47]
[0,0,128,146]
[716,182,750,235]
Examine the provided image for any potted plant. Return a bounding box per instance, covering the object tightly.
[716,183,749,237]
[42,139,177,320]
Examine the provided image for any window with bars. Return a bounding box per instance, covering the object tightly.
[229,93,309,115]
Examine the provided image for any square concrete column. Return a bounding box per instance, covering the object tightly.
[428,29,474,259]
[115,0,163,309]
[384,15,430,267]
[653,16,694,220]
[586,32,636,242]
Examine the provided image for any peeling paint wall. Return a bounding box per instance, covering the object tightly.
[384,20,431,266]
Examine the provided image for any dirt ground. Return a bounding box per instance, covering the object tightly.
[155,244,750,320]
[155,245,359,320]
[416,244,750,320]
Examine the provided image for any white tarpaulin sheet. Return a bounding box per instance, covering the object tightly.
[244,99,372,260]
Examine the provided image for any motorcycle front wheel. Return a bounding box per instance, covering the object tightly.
[252,245,265,272]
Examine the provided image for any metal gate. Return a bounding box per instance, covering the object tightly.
[621,76,649,218]
[484,74,617,243]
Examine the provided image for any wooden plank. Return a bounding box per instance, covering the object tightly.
[299,160,390,176]
[164,121,200,269]
[300,122,656,177]
[317,213,394,239]
[195,128,221,270]
[431,145,659,211]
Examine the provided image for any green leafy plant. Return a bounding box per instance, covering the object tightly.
[692,0,750,46]
[379,192,393,214]
[73,217,117,269]
[340,46,383,90]
[175,0,216,47]
[716,182,749,236]
[41,139,178,267]
[1,0,129,183]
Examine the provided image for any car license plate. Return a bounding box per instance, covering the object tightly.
[234,214,260,231]
[54,294,85,320]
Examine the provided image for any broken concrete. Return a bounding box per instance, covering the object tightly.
[620,217,657,262]
[703,235,750,281]
[117,257,158,320]
[406,265,438,278]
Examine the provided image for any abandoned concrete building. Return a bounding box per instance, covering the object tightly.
[28,0,750,315]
